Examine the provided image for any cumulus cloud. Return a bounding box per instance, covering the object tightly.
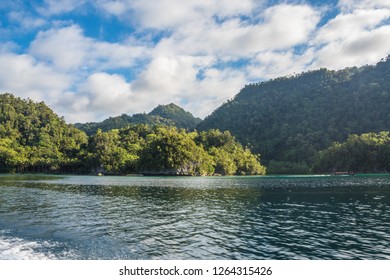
[190,67,247,117]
[96,0,257,28]
[55,70,180,122]
[124,3,321,118]
[314,9,390,44]
[8,11,46,30]
[37,0,88,16]
[0,52,70,101]
[133,56,210,94]
[338,0,390,11]
[310,6,390,69]
[29,25,148,71]
[132,55,246,117]
[248,50,316,80]
[1,0,390,123]
[48,73,137,123]
[29,26,87,70]
[133,3,320,58]
[75,73,134,116]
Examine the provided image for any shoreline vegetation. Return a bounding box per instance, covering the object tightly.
[0,93,265,176]
[1,57,390,176]
[1,93,388,176]
[0,173,386,178]
[197,56,390,174]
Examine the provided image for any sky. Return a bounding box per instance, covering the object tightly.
[1,0,390,123]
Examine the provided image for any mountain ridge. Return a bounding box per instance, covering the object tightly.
[3,56,390,174]
[0,93,265,175]
[196,56,390,173]
[74,103,201,135]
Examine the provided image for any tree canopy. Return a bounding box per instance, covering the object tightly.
[313,131,390,173]
[0,93,88,173]
[83,126,265,176]
[0,93,265,176]
[2,56,390,175]
[75,103,201,136]
[197,56,390,173]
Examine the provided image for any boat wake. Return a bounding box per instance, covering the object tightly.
[0,233,75,260]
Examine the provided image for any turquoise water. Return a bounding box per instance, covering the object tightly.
[0,174,389,259]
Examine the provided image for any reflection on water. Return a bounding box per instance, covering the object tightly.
[0,174,390,259]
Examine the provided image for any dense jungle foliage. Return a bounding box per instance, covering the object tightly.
[75,103,201,136]
[2,57,390,175]
[0,93,88,173]
[0,94,264,175]
[313,131,390,174]
[197,56,390,173]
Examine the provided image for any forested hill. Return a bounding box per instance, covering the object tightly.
[75,103,201,135]
[149,103,202,130]
[0,93,88,173]
[197,56,390,173]
[1,93,265,175]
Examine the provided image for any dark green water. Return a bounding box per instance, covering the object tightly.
[0,174,389,259]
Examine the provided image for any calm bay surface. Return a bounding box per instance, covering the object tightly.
[0,174,389,260]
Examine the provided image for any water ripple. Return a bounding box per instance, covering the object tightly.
[1,174,390,259]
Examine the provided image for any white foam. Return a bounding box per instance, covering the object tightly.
[0,235,58,260]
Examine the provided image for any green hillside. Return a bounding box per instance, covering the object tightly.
[3,56,390,175]
[0,94,264,175]
[0,93,88,173]
[197,56,390,173]
[149,103,202,130]
[75,103,201,135]
[313,131,390,174]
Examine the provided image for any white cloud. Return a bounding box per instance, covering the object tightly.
[37,0,87,15]
[0,52,70,102]
[29,25,148,71]
[30,25,87,70]
[95,0,129,17]
[79,72,134,114]
[0,41,20,53]
[2,0,390,123]
[313,26,390,69]
[338,0,390,11]
[132,55,246,118]
[43,72,138,123]
[8,11,46,30]
[96,0,258,28]
[344,25,390,55]
[190,67,247,118]
[259,4,320,49]
[133,55,210,93]
[4,2,323,122]
[51,71,173,122]
[147,4,320,58]
[310,6,390,69]
[248,50,316,80]
[314,9,390,44]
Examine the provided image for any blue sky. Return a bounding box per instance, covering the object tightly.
[1,0,390,123]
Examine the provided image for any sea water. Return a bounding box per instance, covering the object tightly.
[0,174,389,259]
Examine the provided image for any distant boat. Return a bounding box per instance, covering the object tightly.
[332,171,355,176]
[97,165,105,176]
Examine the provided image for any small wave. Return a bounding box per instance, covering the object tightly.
[0,235,55,260]
[0,235,75,260]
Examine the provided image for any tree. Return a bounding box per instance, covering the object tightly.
[138,127,214,175]
[0,93,265,176]
[0,93,88,173]
[313,131,390,173]
[86,129,137,174]
[196,129,266,175]
[197,57,390,174]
